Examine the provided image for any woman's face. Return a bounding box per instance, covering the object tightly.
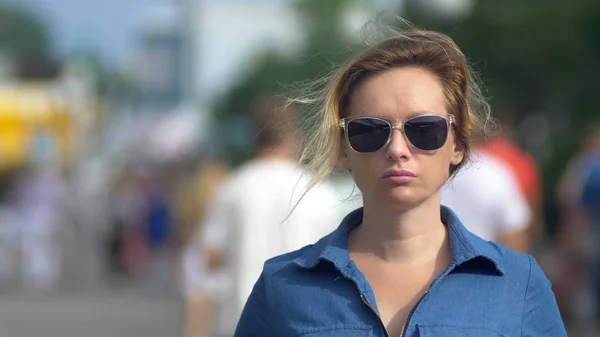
[340,66,464,211]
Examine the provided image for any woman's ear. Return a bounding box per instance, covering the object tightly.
[339,139,351,171]
[450,139,465,167]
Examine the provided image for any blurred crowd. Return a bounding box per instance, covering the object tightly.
[0,0,597,336]
[0,93,597,335]
[174,97,600,336]
[0,162,68,290]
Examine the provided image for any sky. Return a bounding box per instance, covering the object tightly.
[0,0,167,66]
[0,0,401,68]
[0,0,403,103]
[0,0,311,102]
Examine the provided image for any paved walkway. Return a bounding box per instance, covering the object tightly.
[0,287,182,337]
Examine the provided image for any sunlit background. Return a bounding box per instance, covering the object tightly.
[0,0,597,336]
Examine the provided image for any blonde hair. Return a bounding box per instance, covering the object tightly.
[288,20,494,199]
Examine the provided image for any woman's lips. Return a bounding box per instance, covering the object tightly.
[382,169,417,184]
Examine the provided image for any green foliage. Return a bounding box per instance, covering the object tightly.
[74,52,135,103]
[404,0,600,235]
[0,5,51,61]
[210,0,360,165]
[405,0,600,122]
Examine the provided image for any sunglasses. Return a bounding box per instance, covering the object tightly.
[339,114,455,153]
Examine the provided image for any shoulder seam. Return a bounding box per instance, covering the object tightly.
[263,266,273,335]
[520,255,534,337]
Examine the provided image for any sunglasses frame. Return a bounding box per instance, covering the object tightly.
[339,114,455,153]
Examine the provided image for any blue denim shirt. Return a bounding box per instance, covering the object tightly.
[235,207,566,337]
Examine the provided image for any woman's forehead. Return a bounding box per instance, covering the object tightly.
[347,68,447,119]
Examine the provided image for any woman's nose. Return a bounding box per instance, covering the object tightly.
[385,128,411,161]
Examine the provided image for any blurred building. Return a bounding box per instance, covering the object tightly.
[134,4,186,114]
[186,0,388,108]
[101,3,205,171]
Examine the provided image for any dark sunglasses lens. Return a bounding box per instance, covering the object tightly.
[404,115,449,151]
[346,118,391,153]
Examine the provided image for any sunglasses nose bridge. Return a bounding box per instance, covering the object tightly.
[390,120,403,130]
[385,123,411,157]
[389,121,405,142]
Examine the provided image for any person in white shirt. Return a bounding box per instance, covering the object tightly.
[182,97,347,337]
[441,149,532,252]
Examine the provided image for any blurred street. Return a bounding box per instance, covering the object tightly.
[0,287,182,337]
[0,235,183,337]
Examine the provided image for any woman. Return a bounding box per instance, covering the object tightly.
[234,27,566,336]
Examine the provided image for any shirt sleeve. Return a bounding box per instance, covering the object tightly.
[181,182,235,299]
[580,161,600,209]
[521,256,567,336]
[180,243,206,299]
[490,164,532,237]
[284,181,343,250]
[234,272,271,337]
[200,182,235,250]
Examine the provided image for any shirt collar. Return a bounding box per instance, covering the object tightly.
[293,206,505,276]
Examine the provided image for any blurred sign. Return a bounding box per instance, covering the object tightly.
[0,84,75,169]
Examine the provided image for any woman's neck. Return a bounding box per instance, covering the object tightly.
[348,194,449,266]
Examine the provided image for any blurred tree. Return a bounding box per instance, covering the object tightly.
[0,5,58,79]
[210,0,367,165]
[0,5,51,60]
[404,0,600,235]
[70,51,135,104]
[405,0,600,124]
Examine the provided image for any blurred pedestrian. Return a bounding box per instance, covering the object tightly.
[482,123,544,245]
[554,124,600,330]
[441,148,532,253]
[174,158,229,247]
[15,163,65,290]
[182,96,343,337]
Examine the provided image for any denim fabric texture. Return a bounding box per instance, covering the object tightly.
[234,206,566,337]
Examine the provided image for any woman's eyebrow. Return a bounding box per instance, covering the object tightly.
[405,111,443,119]
[352,107,443,119]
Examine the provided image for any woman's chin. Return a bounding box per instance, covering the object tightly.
[381,188,423,208]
